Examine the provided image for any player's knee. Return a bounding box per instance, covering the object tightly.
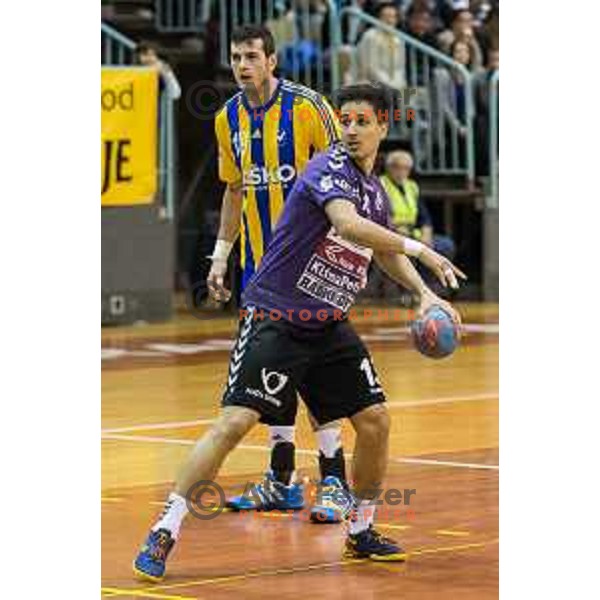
[213,408,257,447]
[354,404,390,439]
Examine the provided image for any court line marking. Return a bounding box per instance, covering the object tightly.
[389,456,499,470]
[410,538,498,557]
[101,433,498,470]
[435,529,471,537]
[101,392,498,435]
[102,418,217,434]
[117,538,498,595]
[101,587,197,599]
[102,434,498,470]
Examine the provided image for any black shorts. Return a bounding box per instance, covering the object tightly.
[221,307,386,426]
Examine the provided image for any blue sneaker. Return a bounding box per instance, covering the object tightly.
[310,476,348,524]
[226,471,304,511]
[133,528,175,582]
[343,526,407,562]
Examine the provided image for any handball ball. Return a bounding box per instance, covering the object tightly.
[411,305,459,359]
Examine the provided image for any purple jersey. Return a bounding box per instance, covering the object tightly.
[242,143,394,328]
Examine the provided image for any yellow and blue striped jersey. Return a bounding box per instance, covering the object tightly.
[215,79,341,288]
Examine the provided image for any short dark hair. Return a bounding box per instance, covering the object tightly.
[334,84,391,120]
[377,2,398,17]
[409,8,431,19]
[231,24,276,57]
[136,41,158,56]
[452,9,471,22]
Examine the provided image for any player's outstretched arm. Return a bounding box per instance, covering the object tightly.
[325,199,467,289]
[207,182,243,302]
[374,251,428,297]
[374,252,462,327]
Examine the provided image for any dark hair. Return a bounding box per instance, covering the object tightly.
[409,8,431,19]
[135,41,158,56]
[452,9,471,22]
[334,84,392,120]
[376,2,398,17]
[231,24,276,57]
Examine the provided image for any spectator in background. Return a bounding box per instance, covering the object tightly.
[356,2,406,91]
[270,0,329,76]
[401,0,454,32]
[433,39,480,143]
[380,150,455,259]
[405,8,438,48]
[404,8,438,86]
[437,9,483,70]
[135,41,181,99]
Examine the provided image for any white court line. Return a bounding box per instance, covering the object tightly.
[102,418,217,434]
[101,392,498,435]
[101,434,498,470]
[390,457,499,471]
[387,392,497,410]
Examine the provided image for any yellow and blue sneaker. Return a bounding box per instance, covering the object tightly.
[343,526,407,562]
[133,528,175,582]
[226,470,304,511]
[310,476,349,523]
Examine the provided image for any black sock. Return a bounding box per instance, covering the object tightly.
[318,447,347,484]
[270,441,295,485]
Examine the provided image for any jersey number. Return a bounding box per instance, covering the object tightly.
[360,357,380,388]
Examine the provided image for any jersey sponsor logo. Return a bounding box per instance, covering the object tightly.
[296,273,354,311]
[244,386,282,407]
[320,174,334,192]
[261,369,289,396]
[296,229,372,312]
[322,243,345,265]
[333,176,356,195]
[243,164,297,189]
[327,146,347,171]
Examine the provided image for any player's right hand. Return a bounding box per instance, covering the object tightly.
[207,259,232,302]
[418,247,467,289]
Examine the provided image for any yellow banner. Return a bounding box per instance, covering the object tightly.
[101,68,158,205]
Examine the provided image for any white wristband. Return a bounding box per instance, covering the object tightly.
[403,238,425,257]
[209,239,233,262]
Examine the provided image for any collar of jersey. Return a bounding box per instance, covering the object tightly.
[241,78,282,115]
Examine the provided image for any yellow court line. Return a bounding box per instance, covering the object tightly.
[377,524,411,531]
[125,539,497,595]
[102,497,125,503]
[129,560,364,594]
[435,529,471,537]
[101,586,198,599]
[410,538,498,557]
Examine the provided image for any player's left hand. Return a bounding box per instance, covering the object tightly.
[418,246,466,289]
[417,288,463,333]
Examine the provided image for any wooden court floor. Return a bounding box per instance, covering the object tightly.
[102,303,499,599]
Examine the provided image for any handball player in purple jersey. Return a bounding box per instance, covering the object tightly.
[134,84,465,579]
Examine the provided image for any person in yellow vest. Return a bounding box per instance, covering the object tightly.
[380,150,455,262]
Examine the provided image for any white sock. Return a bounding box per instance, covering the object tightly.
[152,492,189,539]
[348,500,376,535]
[269,426,295,447]
[316,426,341,458]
